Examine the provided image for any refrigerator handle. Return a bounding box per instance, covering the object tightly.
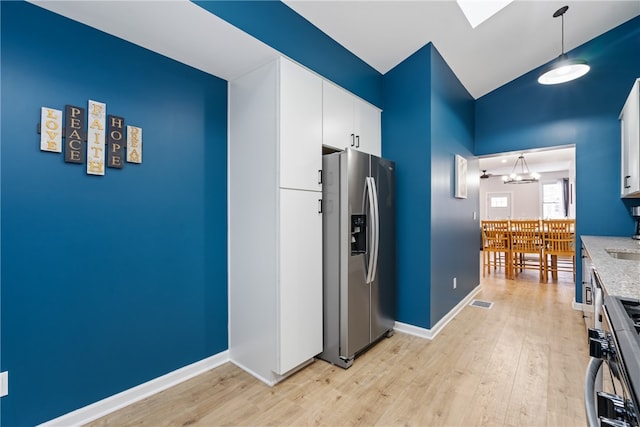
[365,177,378,284]
[370,177,380,283]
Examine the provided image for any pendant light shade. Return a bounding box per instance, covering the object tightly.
[538,54,590,85]
[538,5,589,85]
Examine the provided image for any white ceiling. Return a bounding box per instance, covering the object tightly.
[28,0,280,82]
[284,0,640,98]
[30,1,640,100]
[478,146,575,176]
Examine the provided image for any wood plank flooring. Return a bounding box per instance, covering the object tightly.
[87,268,589,426]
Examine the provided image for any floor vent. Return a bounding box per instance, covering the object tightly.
[470,299,493,309]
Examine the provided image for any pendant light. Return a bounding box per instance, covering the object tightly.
[502,154,540,184]
[538,5,590,85]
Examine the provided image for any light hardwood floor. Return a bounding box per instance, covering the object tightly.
[88,268,588,426]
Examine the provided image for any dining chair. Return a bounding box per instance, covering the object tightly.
[542,219,576,282]
[509,219,544,281]
[481,220,511,278]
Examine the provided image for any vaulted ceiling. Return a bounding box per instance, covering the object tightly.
[284,0,640,98]
[31,1,640,100]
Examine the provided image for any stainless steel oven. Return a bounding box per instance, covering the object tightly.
[586,295,640,426]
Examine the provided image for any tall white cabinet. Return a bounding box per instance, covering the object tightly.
[229,56,323,384]
[620,78,640,198]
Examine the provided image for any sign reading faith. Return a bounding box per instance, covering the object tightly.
[40,107,62,153]
[87,100,106,176]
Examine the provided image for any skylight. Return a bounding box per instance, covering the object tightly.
[456,0,514,28]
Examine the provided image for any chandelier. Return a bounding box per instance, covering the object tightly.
[502,154,540,184]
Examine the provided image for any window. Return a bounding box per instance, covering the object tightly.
[490,196,508,208]
[542,181,564,218]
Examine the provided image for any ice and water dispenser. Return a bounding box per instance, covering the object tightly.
[351,215,367,255]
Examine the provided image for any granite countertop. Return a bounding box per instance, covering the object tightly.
[581,235,640,299]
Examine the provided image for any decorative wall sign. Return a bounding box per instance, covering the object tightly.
[107,115,125,168]
[87,100,106,175]
[454,154,468,199]
[64,105,86,163]
[38,99,143,176]
[40,107,62,153]
[127,125,142,164]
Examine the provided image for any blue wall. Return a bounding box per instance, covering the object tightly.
[475,15,640,301]
[0,3,228,425]
[382,46,433,328]
[381,44,478,328]
[194,0,383,108]
[429,47,478,326]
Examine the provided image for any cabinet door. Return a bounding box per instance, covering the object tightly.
[580,248,593,332]
[323,81,356,151]
[621,81,640,196]
[355,100,382,157]
[280,59,322,192]
[277,188,323,375]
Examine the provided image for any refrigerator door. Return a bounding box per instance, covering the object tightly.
[370,156,396,340]
[341,149,372,358]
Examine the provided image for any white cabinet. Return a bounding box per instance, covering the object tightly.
[229,56,323,384]
[278,189,322,374]
[280,59,323,192]
[620,78,640,198]
[323,81,381,156]
[356,100,382,156]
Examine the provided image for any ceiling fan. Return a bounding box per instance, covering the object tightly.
[480,170,492,179]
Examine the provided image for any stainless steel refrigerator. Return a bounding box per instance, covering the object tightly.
[319,148,395,368]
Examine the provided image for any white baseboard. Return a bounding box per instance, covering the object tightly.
[39,351,230,427]
[573,299,594,312]
[394,284,482,341]
[394,321,435,340]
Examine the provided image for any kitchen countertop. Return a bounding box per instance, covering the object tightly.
[581,235,640,299]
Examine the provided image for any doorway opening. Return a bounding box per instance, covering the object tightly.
[478,145,576,221]
[478,145,577,284]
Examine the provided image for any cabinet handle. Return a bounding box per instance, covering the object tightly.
[351,134,355,147]
[624,175,631,189]
[318,199,323,213]
[318,170,323,184]
[356,135,360,148]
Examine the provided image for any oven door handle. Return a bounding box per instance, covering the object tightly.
[585,356,604,427]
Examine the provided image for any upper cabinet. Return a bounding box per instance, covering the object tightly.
[279,59,323,192]
[323,81,381,157]
[620,78,640,198]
